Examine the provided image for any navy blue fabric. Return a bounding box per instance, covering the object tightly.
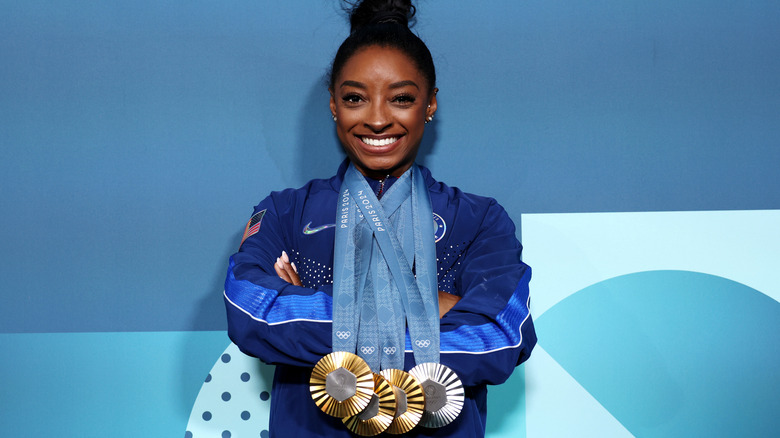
[224,161,537,437]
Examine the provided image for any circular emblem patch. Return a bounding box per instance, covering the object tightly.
[433,213,446,243]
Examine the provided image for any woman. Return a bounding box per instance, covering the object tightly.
[224,1,536,436]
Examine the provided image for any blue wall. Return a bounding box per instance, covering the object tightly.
[2,1,778,436]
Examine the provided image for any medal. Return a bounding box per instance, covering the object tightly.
[379,368,426,435]
[342,373,396,436]
[409,362,464,428]
[310,352,374,418]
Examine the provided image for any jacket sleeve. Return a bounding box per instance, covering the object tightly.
[437,200,536,387]
[224,192,333,367]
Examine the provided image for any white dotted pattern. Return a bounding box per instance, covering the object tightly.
[291,249,333,289]
[437,241,470,294]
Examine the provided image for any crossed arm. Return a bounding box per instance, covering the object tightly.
[272,250,460,318]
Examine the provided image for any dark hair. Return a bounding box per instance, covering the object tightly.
[329,0,436,92]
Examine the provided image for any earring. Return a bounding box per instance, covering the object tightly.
[332,115,337,121]
[425,114,434,123]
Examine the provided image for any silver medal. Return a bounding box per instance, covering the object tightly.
[409,362,464,428]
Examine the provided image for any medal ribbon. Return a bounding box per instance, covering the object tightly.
[333,163,440,370]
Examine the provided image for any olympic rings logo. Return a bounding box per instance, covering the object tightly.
[415,340,431,348]
[360,346,376,354]
[335,331,351,340]
[383,347,397,355]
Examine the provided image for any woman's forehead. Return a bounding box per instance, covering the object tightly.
[335,45,429,91]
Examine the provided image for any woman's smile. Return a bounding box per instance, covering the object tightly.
[359,135,400,147]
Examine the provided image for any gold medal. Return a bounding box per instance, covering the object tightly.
[379,368,426,435]
[310,352,374,418]
[342,373,396,436]
[409,363,464,428]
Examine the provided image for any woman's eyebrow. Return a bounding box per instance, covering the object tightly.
[339,80,419,90]
[389,80,418,90]
[340,80,366,89]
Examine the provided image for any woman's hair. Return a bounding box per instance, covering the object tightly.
[329,0,436,92]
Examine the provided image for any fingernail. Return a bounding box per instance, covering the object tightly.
[281,251,289,263]
[291,262,298,273]
[275,257,281,268]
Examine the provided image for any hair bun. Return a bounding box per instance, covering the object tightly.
[349,0,416,34]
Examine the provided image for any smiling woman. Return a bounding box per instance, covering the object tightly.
[223,1,536,437]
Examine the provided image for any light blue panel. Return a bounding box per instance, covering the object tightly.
[485,365,527,437]
[0,331,228,437]
[536,271,780,436]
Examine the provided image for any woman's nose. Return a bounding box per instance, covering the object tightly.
[364,102,391,132]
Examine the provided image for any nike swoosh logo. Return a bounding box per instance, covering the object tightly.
[302,222,336,235]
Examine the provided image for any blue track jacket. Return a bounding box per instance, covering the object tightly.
[225,161,536,437]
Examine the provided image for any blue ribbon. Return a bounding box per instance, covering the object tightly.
[332,163,440,370]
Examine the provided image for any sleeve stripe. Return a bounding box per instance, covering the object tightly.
[435,268,533,355]
[438,293,532,355]
[225,258,332,325]
[224,291,332,325]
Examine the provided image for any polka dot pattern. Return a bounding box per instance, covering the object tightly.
[437,240,471,294]
[185,343,273,437]
[290,249,333,289]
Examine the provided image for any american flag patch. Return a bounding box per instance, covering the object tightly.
[241,209,266,245]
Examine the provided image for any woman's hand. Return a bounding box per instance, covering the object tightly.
[274,251,302,286]
[438,291,460,318]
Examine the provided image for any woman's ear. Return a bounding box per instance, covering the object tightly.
[329,89,337,119]
[426,88,439,119]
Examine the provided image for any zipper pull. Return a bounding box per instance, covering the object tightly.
[376,175,390,199]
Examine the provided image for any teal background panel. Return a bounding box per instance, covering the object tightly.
[0,331,228,437]
[484,365,528,437]
[536,271,780,437]
[522,210,780,437]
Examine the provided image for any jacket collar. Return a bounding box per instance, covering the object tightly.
[329,158,435,192]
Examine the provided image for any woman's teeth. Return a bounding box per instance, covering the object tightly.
[362,137,398,146]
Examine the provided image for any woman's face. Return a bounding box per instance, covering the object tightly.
[330,45,437,179]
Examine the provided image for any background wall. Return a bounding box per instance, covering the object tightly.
[1,1,778,436]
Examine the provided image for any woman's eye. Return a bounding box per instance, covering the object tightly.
[342,94,363,104]
[392,94,416,104]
